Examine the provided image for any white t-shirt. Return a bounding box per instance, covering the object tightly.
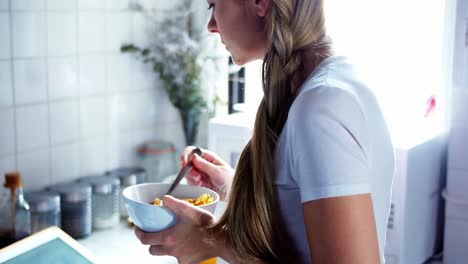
[275,56,395,263]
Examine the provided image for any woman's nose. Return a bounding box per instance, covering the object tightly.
[207,14,218,33]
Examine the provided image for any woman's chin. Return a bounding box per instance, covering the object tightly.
[230,55,252,67]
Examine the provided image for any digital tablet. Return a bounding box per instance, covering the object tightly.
[0,226,99,264]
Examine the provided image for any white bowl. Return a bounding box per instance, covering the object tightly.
[122,183,219,232]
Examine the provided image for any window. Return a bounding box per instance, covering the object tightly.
[233,0,450,144]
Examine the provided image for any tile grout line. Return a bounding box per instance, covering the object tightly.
[104,5,110,172]
[45,4,53,187]
[76,1,83,178]
[8,0,18,172]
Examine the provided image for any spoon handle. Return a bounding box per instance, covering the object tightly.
[166,148,202,196]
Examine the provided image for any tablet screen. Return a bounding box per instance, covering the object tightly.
[0,227,97,264]
[2,238,93,264]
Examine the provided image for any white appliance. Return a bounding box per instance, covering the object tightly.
[384,134,447,264]
[208,113,447,264]
[207,112,254,168]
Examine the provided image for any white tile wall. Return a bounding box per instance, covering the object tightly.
[105,0,130,10]
[50,100,79,144]
[79,55,107,96]
[12,12,47,58]
[108,94,130,130]
[137,0,179,10]
[0,155,16,177]
[108,130,137,168]
[78,0,105,10]
[48,56,79,100]
[105,12,132,52]
[128,89,159,128]
[17,148,50,190]
[78,12,105,53]
[0,60,13,106]
[11,0,46,11]
[107,54,131,92]
[0,108,15,156]
[0,13,10,59]
[131,58,155,90]
[47,12,77,56]
[0,0,8,10]
[80,137,109,175]
[16,105,49,152]
[47,0,77,10]
[0,0,213,191]
[132,12,149,47]
[80,96,109,138]
[50,143,80,183]
[13,59,48,104]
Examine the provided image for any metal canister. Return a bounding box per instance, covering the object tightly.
[77,175,120,230]
[24,191,61,234]
[48,183,92,239]
[106,167,147,217]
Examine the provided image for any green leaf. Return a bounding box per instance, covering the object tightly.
[120,44,140,53]
[141,49,150,56]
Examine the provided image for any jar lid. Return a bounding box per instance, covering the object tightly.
[77,175,120,195]
[47,183,92,202]
[138,140,176,155]
[4,172,23,190]
[106,167,146,186]
[25,191,60,213]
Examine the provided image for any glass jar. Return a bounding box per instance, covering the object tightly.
[106,167,146,217]
[77,175,120,230]
[0,173,31,248]
[138,140,178,183]
[24,191,60,234]
[48,183,92,239]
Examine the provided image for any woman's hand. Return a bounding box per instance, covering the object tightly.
[134,195,224,264]
[181,146,235,200]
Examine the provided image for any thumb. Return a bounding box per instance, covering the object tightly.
[162,195,187,215]
[192,155,217,176]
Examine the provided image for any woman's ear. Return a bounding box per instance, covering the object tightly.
[252,0,271,17]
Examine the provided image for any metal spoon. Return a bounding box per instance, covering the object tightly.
[165,147,202,196]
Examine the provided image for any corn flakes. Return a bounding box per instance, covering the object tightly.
[151,193,214,207]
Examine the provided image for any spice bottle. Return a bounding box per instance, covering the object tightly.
[0,173,31,248]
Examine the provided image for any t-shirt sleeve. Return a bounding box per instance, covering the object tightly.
[289,86,372,203]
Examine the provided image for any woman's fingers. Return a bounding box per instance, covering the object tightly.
[180,146,195,164]
[134,227,171,246]
[149,245,171,256]
[192,155,218,176]
[180,147,226,167]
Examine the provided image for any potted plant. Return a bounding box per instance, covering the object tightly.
[121,1,213,146]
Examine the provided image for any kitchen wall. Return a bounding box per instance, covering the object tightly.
[0,0,222,191]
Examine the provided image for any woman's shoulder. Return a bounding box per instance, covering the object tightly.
[290,56,372,123]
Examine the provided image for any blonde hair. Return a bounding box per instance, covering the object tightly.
[210,0,332,262]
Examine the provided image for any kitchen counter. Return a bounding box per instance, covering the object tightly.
[78,202,228,264]
[78,221,178,263]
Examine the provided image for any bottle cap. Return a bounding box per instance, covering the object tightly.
[4,172,22,190]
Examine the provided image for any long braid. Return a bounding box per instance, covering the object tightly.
[209,0,331,262]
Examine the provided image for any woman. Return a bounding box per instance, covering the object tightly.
[134,0,395,263]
